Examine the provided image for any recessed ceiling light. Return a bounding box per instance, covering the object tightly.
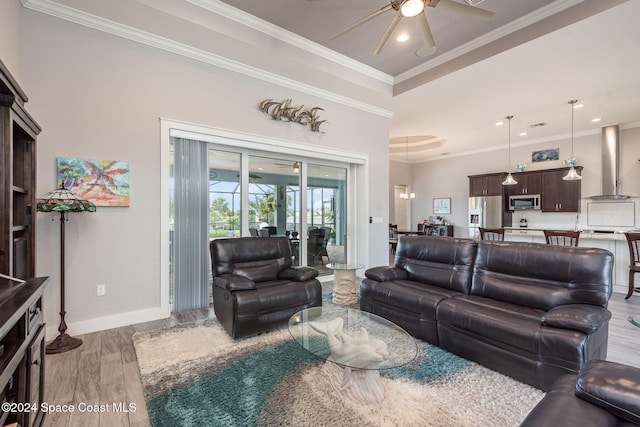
[591,117,602,122]
[573,103,584,109]
[519,132,527,136]
[495,121,504,126]
[397,33,410,42]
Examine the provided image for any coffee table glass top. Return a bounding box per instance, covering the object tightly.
[288,305,417,370]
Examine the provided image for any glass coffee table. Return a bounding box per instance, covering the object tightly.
[288,305,417,404]
[326,263,363,305]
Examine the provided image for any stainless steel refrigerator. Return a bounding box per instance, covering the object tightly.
[468,196,503,239]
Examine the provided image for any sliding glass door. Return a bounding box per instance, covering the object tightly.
[307,164,347,266]
[170,137,351,311]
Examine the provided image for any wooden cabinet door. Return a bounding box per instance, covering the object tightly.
[469,176,488,196]
[511,172,542,195]
[470,174,505,197]
[484,174,504,196]
[541,169,581,212]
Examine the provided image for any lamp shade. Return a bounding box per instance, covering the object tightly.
[502,173,518,186]
[562,166,582,181]
[36,187,96,213]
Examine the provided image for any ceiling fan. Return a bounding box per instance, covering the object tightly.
[330,0,495,57]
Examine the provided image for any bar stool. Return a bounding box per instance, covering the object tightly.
[543,230,580,247]
[624,232,640,299]
[479,228,505,241]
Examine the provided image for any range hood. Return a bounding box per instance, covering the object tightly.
[589,125,631,200]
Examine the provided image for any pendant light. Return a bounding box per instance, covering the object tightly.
[563,100,582,181]
[502,115,518,186]
[399,136,416,199]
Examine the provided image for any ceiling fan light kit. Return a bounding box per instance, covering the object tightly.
[401,0,424,17]
[331,0,494,57]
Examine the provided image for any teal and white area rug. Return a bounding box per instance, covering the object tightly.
[133,313,544,427]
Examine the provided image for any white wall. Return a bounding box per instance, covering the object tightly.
[399,125,640,236]
[0,0,23,79]
[19,9,391,336]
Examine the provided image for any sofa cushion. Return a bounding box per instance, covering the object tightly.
[542,305,612,334]
[437,295,545,354]
[576,360,640,425]
[234,262,281,282]
[364,266,408,282]
[520,374,620,427]
[214,274,256,291]
[472,241,613,310]
[279,266,319,282]
[394,236,477,294]
[210,236,293,276]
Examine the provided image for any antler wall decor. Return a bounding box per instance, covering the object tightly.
[259,98,327,133]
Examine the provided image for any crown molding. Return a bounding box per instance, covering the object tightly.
[412,120,640,163]
[185,0,394,86]
[21,0,393,118]
[395,0,583,84]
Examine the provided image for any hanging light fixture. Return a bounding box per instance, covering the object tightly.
[563,99,582,181]
[292,162,300,174]
[399,136,416,199]
[502,115,518,186]
[401,0,424,17]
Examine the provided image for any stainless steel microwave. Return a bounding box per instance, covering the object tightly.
[509,194,541,210]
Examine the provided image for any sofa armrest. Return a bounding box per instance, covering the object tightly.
[214,274,256,291]
[364,266,408,282]
[279,267,319,282]
[541,305,611,334]
[576,360,640,425]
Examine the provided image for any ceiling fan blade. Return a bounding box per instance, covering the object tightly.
[373,10,403,55]
[415,12,436,57]
[330,4,395,40]
[436,0,495,20]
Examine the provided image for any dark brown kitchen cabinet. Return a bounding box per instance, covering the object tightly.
[541,167,583,212]
[468,173,505,196]
[503,171,542,210]
[505,171,542,196]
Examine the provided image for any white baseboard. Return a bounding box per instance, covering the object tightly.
[45,306,171,340]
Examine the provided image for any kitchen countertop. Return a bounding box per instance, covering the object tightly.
[504,227,630,241]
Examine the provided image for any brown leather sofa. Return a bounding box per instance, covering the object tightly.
[361,236,614,391]
[210,236,322,338]
[521,360,640,427]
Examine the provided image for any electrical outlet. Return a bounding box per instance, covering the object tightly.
[97,284,106,297]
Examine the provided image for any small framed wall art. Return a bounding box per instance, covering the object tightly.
[433,198,451,215]
[57,157,130,206]
[531,148,559,163]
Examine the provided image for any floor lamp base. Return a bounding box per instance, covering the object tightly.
[46,333,82,354]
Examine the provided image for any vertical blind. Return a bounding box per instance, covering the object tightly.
[173,138,210,312]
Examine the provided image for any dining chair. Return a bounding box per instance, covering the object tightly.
[389,224,398,254]
[543,230,580,247]
[259,226,277,237]
[479,228,505,241]
[624,232,640,299]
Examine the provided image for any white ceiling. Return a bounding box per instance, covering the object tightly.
[24,0,639,164]
[216,0,640,162]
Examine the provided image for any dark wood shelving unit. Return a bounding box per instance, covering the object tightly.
[1,58,46,427]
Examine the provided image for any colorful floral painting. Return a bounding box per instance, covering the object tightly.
[57,157,130,206]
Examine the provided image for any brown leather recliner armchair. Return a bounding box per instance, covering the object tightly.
[210,236,322,338]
